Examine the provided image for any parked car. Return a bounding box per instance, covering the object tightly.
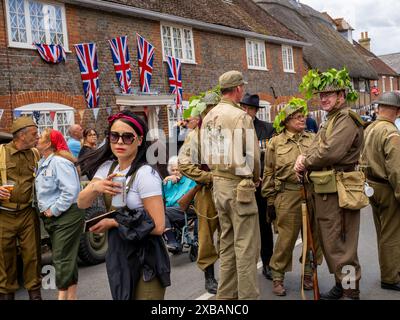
[0,132,107,266]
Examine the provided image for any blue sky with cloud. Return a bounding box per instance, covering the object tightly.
[300,0,400,55]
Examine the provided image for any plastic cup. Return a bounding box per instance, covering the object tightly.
[2,180,15,201]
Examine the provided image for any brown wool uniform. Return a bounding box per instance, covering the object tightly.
[178,127,220,271]
[304,107,363,285]
[0,142,41,294]
[361,117,400,284]
[201,98,261,300]
[262,130,322,280]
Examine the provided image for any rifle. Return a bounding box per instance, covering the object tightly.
[300,176,320,300]
[177,184,202,212]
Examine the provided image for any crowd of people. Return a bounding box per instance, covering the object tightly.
[0,68,399,301]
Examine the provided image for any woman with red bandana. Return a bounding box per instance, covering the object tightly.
[35,128,84,300]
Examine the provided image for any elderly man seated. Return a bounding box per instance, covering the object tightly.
[163,156,197,252]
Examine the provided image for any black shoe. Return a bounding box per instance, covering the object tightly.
[205,265,218,294]
[262,265,273,281]
[320,284,344,300]
[381,282,400,291]
[28,289,42,300]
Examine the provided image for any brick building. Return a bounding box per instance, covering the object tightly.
[0,0,309,139]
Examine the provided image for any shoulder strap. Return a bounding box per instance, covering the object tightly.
[348,110,366,128]
[0,144,7,185]
[31,147,40,163]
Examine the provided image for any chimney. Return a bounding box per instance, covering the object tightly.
[359,31,371,51]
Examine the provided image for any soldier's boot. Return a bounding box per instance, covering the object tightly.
[341,289,360,300]
[28,289,42,300]
[0,292,15,300]
[262,265,273,281]
[204,265,218,294]
[272,280,286,296]
[303,275,313,290]
[320,283,343,300]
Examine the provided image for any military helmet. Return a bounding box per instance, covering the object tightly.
[372,91,400,108]
[273,98,308,133]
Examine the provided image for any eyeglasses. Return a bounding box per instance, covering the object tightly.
[109,131,137,145]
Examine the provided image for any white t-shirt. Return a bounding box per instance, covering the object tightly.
[94,160,162,210]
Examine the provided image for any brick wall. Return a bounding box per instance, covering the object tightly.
[0,2,306,134]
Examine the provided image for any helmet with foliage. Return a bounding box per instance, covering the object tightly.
[183,86,221,119]
[273,98,308,133]
[299,67,358,102]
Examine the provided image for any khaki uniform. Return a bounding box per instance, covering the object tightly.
[304,107,363,286]
[201,98,261,300]
[0,142,41,294]
[262,130,322,280]
[361,117,400,284]
[178,128,220,271]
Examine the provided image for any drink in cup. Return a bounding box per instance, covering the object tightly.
[2,180,15,201]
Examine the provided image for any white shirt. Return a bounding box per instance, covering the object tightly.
[94,161,162,210]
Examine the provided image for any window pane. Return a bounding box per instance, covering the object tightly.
[48,5,64,45]
[282,47,288,70]
[29,1,46,43]
[9,0,27,42]
[162,26,173,57]
[184,29,193,61]
[254,42,259,66]
[172,27,183,59]
[247,41,253,66]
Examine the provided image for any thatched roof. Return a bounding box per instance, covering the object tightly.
[379,53,400,74]
[353,41,398,77]
[102,0,304,42]
[254,0,379,80]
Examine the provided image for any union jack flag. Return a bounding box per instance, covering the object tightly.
[108,36,132,94]
[136,34,155,93]
[166,56,182,107]
[74,43,100,109]
[34,43,66,64]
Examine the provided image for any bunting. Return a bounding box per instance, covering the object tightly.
[136,34,155,93]
[166,56,182,107]
[108,36,132,94]
[34,43,66,64]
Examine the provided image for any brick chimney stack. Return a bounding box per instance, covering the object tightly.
[359,31,371,51]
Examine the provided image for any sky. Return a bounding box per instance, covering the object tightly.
[300,0,400,56]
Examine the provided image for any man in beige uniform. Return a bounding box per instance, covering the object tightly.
[178,92,221,294]
[262,101,321,296]
[0,117,41,300]
[361,91,400,291]
[295,84,364,300]
[201,71,261,300]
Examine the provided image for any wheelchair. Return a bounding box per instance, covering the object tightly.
[165,206,199,262]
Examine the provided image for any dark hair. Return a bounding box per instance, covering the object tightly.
[83,128,98,138]
[78,110,150,178]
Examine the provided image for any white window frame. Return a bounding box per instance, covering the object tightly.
[382,76,386,93]
[14,103,74,136]
[282,45,295,73]
[373,80,378,87]
[359,80,366,93]
[161,24,196,64]
[5,0,69,50]
[390,77,394,91]
[167,101,190,137]
[257,100,272,122]
[246,39,267,71]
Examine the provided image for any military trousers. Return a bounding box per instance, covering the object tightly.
[313,192,361,284]
[0,207,41,294]
[194,186,220,271]
[270,190,322,280]
[369,181,400,284]
[212,177,260,300]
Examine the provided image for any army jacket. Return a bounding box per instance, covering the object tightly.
[1,142,37,209]
[201,98,261,182]
[304,107,363,171]
[178,127,213,186]
[261,130,314,205]
[361,116,400,202]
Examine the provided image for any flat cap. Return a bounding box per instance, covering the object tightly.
[219,70,248,89]
[11,116,37,134]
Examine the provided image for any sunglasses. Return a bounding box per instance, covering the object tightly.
[109,131,137,145]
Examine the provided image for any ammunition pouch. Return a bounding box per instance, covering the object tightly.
[336,171,369,210]
[309,170,337,194]
[236,178,256,203]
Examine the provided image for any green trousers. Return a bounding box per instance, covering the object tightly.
[43,204,84,290]
[0,207,41,293]
[212,177,261,300]
[369,181,400,284]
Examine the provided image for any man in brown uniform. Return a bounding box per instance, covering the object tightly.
[361,91,400,291]
[0,117,41,300]
[201,71,261,300]
[295,84,364,300]
[178,92,221,294]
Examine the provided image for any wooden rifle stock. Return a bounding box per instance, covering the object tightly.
[300,178,320,300]
[177,184,202,212]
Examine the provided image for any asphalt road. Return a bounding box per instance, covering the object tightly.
[15,205,400,300]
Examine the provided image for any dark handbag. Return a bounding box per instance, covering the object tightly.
[114,207,155,242]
